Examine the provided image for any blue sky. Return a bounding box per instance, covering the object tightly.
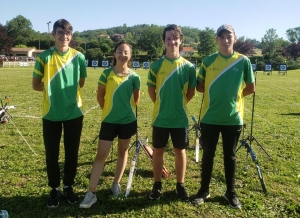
[0,0,298,41]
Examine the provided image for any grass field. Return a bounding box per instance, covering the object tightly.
[0,67,300,218]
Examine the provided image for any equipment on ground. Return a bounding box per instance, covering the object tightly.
[236,76,271,195]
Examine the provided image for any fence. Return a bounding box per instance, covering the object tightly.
[1,61,35,68]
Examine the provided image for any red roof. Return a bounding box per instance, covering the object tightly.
[181,47,195,52]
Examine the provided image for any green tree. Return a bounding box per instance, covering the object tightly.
[237,36,246,42]
[100,43,111,55]
[286,27,300,43]
[5,15,35,45]
[15,44,27,48]
[125,32,134,44]
[99,36,114,48]
[88,39,100,49]
[261,28,281,60]
[198,27,218,57]
[249,38,262,49]
[86,48,103,61]
[0,24,13,54]
[76,46,85,54]
[137,25,164,60]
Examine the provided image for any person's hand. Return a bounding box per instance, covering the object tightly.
[39,82,44,90]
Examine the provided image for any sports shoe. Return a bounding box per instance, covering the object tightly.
[149,182,162,200]
[47,188,60,208]
[223,191,242,209]
[79,191,97,209]
[63,186,79,204]
[111,183,121,196]
[176,184,189,201]
[192,190,210,204]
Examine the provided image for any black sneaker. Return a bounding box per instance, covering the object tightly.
[223,191,242,209]
[47,188,60,208]
[192,190,210,204]
[176,185,189,202]
[63,186,79,204]
[149,183,162,200]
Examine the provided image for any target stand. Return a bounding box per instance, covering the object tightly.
[251,64,257,75]
[132,61,140,70]
[278,64,287,76]
[92,60,98,69]
[263,64,272,75]
[143,62,149,70]
[102,60,109,68]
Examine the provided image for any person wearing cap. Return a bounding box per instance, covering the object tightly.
[192,24,255,209]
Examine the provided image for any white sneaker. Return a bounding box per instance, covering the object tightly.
[79,191,97,208]
[111,183,121,196]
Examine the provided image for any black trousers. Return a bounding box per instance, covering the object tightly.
[199,123,242,193]
[42,116,83,188]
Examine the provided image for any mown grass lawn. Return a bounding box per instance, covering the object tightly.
[0,67,299,217]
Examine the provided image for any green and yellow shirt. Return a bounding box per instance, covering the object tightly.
[99,68,140,124]
[147,56,196,128]
[33,47,87,121]
[197,52,255,125]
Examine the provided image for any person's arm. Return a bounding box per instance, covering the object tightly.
[243,82,256,97]
[97,85,105,109]
[133,89,140,105]
[196,81,205,93]
[79,78,85,88]
[186,87,195,103]
[32,77,44,91]
[148,86,156,103]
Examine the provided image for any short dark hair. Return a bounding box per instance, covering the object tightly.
[162,24,183,41]
[112,40,132,67]
[52,19,73,33]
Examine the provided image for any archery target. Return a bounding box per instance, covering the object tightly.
[133,61,139,68]
[279,64,287,71]
[102,60,109,67]
[265,64,272,71]
[92,60,98,67]
[143,62,149,68]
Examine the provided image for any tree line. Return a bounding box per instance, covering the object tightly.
[1,15,300,70]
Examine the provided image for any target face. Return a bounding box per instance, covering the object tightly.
[102,61,109,67]
[143,62,149,68]
[133,62,140,68]
[265,64,272,71]
[251,64,256,71]
[92,60,98,67]
[279,64,286,71]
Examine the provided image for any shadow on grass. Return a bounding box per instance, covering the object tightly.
[188,194,228,207]
[0,189,186,217]
[280,112,300,116]
[205,195,228,206]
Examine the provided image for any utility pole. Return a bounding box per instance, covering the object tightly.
[38,31,40,50]
[47,21,51,48]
